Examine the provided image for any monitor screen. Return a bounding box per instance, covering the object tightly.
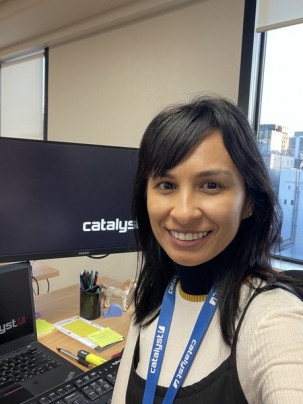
[0,137,138,263]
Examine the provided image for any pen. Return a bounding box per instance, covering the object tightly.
[80,270,100,292]
[89,270,94,289]
[57,347,93,369]
[77,349,106,366]
[80,272,85,290]
[93,271,99,287]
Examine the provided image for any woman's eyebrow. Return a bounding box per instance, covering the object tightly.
[195,169,233,178]
[152,168,233,179]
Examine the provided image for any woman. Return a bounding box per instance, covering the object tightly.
[112,96,303,403]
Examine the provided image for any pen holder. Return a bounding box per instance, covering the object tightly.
[80,287,101,320]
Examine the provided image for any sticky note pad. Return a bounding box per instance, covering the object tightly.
[36,319,55,336]
[62,319,101,338]
[88,327,124,348]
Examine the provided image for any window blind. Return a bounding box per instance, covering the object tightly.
[257,0,303,32]
[0,52,44,139]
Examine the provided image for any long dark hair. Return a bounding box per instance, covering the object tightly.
[131,96,296,345]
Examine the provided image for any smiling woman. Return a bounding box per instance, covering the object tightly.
[112,96,303,404]
[146,130,250,267]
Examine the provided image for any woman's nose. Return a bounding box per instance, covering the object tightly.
[170,191,202,224]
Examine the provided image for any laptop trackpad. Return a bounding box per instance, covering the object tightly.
[0,384,33,403]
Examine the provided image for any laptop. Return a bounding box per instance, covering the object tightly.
[0,262,82,403]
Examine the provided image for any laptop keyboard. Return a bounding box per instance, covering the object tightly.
[0,346,60,390]
[24,356,121,404]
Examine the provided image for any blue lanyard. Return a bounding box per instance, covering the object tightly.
[142,275,217,404]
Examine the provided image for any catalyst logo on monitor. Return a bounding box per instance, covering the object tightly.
[0,315,26,335]
[82,218,138,233]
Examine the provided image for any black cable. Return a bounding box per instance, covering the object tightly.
[32,276,40,295]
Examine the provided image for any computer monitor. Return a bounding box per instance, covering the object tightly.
[0,137,138,262]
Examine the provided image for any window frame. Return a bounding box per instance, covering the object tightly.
[239,0,303,266]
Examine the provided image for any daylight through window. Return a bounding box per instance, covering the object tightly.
[257,23,303,263]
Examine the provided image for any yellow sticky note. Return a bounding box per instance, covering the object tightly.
[36,319,55,336]
[88,327,124,348]
[62,319,100,338]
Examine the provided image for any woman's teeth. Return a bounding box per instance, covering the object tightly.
[170,231,208,241]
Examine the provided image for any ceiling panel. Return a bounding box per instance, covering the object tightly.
[0,0,201,61]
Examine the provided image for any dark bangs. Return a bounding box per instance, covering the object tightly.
[139,102,217,179]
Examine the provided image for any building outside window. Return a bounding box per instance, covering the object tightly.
[256,23,303,263]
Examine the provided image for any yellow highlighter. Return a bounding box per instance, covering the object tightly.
[77,349,107,367]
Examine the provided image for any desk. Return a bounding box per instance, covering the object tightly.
[35,277,133,370]
[31,261,60,294]
[31,261,60,281]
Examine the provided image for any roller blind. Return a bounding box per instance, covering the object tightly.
[0,52,44,139]
[257,0,303,32]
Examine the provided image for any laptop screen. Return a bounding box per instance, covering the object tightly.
[0,262,35,351]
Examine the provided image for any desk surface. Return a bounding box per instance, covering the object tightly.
[31,261,60,281]
[35,277,133,370]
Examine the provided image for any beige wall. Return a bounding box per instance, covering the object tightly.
[43,0,245,293]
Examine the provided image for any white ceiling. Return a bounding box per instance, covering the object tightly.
[0,0,201,61]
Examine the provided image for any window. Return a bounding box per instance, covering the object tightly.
[0,51,47,140]
[256,24,303,263]
[240,0,303,266]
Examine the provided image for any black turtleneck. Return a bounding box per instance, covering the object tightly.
[174,249,227,296]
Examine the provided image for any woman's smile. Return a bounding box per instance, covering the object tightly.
[170,230,210,241]
[168,229,212,250]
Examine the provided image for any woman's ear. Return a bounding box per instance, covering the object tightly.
[242,199,254,220]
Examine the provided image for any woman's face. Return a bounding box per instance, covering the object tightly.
[146,129,251,266]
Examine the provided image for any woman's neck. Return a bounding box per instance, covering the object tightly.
[174,252,225,296]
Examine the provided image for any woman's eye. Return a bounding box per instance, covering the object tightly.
[202,181,220,190]
[158,182,175,190]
